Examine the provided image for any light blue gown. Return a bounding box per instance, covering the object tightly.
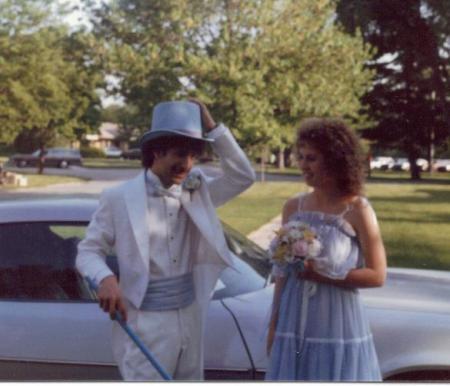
[266,204,382,381]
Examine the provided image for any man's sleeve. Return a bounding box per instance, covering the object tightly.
[205,123,255,207]
[76,190,115,286]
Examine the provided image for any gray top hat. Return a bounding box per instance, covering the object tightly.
[140,101,214,147]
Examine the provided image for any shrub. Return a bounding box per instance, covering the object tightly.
[80,146,106,158]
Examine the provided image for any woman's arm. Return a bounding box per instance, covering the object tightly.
[300,198,387,288]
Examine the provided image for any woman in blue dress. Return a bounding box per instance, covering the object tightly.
[266,118,387,381]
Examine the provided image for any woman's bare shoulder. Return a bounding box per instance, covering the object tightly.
[282,193,307,222]
[346,196,375,228]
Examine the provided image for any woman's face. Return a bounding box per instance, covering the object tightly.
[297,143,333,189]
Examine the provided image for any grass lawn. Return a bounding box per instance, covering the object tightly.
[218,180,450,271]
[1,174,85,189]
[254,164,450,181]
[83,158,141,169]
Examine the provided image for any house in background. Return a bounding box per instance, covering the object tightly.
[84,122,128,150]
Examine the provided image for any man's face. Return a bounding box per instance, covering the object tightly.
[151,147,197,188]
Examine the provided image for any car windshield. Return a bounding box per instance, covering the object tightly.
[0,221,270,302]
[213,223,271,300]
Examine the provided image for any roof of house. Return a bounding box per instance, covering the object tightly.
[98,122,120,140]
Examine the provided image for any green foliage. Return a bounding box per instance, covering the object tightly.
[336,0,450,179]
[219,180,450,271]
[0,0,103,148]
[185,0,374,152]
[87,0,374,151]
[79,146,105,158]
[87,0,205,134]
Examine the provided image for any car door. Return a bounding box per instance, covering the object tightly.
[203,225,272,380]
[0,221,120,381]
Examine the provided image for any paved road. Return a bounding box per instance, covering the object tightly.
[4,164,303,183]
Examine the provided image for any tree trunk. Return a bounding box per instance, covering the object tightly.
[277,147,285,170]
[260,145,270,182]
[408,156,421,180]
[428,126,435,175]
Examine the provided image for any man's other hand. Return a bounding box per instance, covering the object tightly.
[98,275,128,322]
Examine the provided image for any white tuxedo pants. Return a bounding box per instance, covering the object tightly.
[116,300,203,381]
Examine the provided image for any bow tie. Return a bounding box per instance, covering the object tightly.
[145,170,183,199]
[152,184,182,199]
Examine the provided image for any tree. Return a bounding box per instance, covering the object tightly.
[85,0,373,167]
[85,0,207,133]
[0,0,103,156]
[185,0,374,168]
[336,0,450,179]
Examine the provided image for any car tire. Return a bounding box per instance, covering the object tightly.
[59,160,69,169]
[17,160,27,168]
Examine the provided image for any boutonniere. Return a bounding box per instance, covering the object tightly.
[182,171,202,195]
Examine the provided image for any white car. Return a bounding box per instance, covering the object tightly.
[103,146,122,158]
[392,157,410,171]
[392,158,429,172]
[370,156,394,170]
[416,158,429,171]
[434,159,450,172]
[1,199,450,381]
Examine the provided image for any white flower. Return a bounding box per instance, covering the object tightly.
[287,220,302,229]
[288,229,302,240]
[183,172,202,192]
[280,235,289,244]
[307,238,322,258]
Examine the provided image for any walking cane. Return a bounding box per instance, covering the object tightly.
[85,277,172,380]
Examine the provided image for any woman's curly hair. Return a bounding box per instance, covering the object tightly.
[296,118,365,196]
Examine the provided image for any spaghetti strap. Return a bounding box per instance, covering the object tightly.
[339,203,351,217]
[338,196,369,217]
[297,193,307,212]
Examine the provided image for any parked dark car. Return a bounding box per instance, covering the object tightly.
[9,148,82,169]
[121,148,141,160]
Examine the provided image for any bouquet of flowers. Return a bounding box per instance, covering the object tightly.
[269,220,322,272]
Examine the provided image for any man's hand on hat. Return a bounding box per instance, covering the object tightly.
[189,98,217,132]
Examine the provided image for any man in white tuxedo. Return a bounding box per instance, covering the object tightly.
[76,100,255,380]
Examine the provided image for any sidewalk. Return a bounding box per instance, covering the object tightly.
[247,214,281,250]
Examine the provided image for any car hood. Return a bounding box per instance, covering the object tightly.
[361,267,450,315]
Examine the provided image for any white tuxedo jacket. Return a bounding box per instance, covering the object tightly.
[76,125,255,311]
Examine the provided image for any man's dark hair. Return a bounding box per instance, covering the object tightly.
[141,135,206,168]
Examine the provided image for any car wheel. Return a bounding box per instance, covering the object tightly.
[17,160,27,167]
[59,160,69,168]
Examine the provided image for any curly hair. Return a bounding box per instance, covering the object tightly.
[296,118,365,196]
[141,135,206,168]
